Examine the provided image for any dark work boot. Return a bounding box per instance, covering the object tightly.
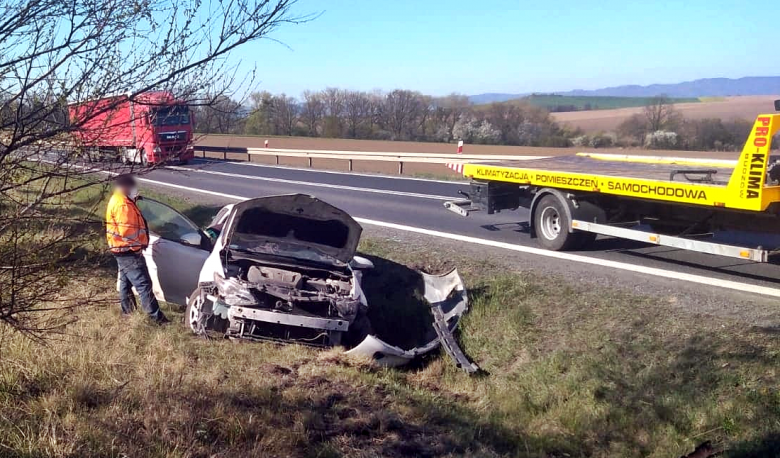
[154,313,171,326]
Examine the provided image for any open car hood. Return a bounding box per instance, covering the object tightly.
[223,194,362,265]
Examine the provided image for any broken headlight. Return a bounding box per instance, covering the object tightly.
[213,273,258,307]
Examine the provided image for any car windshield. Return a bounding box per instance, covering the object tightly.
[151,105,190,126]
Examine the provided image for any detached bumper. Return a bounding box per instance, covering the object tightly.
[347,269,479,373]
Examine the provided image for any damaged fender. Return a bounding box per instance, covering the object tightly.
[346,269,479,373]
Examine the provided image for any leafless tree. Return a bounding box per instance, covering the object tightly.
[194,95,245,134]
[301,90,324,136]
[416,95,434,140]
[380,90,422,140]
[643,96,682,132]
[433,94,471,142]
[322,87,346,118]
[269,94,298,135]
[344,90,371,138]
[321,87,345,137]
[366,90,385,131]
[0,0,309,337]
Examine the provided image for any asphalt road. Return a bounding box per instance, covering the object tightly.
[140,157,780,299]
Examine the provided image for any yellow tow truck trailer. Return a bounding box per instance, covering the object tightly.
[445,109,780,262]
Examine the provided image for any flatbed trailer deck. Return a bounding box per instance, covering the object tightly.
[445,113,780,262]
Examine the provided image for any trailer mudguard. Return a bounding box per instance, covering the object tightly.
[529,188,606,238]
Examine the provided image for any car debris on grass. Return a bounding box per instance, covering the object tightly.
[136,193,478,372]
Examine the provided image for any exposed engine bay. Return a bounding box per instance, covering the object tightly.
[200,254,366,347]
[228,258,359,320]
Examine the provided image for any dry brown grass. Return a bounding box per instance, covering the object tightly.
[2,189,780,457]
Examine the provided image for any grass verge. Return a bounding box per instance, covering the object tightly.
[0,185,779,457]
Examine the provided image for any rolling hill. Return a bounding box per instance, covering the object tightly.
[470,76,780,104]
[551,95,777,133]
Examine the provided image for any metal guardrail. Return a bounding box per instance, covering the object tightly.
[192,145,548,174]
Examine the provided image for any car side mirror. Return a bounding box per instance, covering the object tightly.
[180,232,202,247]
[350,255,374,270]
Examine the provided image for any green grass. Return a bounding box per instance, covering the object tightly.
[511,94,701,111]
[1,181,780,457]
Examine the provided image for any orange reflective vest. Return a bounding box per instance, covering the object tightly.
[105,190,149,254]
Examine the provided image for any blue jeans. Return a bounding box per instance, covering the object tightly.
[115,253,165,321]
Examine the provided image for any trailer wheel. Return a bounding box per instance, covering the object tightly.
[534,194,592,251]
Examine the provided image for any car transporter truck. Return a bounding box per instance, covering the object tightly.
[445,107,780,263]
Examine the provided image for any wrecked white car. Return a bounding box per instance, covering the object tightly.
[136,194,477,372]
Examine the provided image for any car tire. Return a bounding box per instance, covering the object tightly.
[186,288,227,335]
[534,194,593,251]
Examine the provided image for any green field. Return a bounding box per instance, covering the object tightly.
[513,94,701,111]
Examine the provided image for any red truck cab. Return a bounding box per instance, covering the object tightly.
[69,91,195,165]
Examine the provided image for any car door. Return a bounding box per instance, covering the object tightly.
[136,198,212,306]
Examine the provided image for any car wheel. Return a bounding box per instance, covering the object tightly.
[185,288,204,333]
[186,288,227,335]
[534,194,593,251]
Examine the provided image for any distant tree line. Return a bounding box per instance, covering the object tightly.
[191,92,777,152]
[192,89,573,147]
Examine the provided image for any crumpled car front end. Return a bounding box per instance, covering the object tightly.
[214,258,367,346]
[191,194,368,347]
[188,194,477,372]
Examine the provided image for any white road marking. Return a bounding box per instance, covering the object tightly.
[190,157,470,185]
[163,165,455,200]
[130,175,780,299]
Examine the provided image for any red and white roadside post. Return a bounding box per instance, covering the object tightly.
[446,140,465,174]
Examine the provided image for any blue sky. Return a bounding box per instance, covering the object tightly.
[230,0,778,97]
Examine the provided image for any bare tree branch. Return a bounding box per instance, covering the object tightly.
[0,0,310,337]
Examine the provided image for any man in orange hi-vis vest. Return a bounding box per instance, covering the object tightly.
[106,175,169,323]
